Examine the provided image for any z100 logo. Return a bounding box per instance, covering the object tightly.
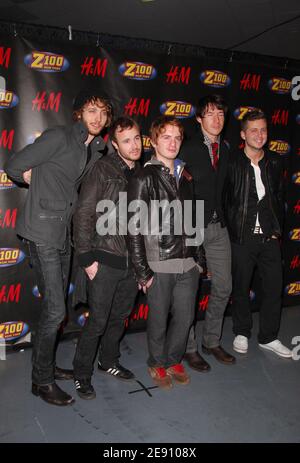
[289,229,300,241]
[0,170,15,190]
[200,70,231,88]
[24,51,70,72]
[119,62,157,80]
[0,248,25,268]
[234,106,259,120]
[0,90,19,109]
[0,321,29,341]
[160,101,195,119]
[142,135,152,152]
[268,77,291,94]
[292,172,300,184]
[285,282,300,296]
[268,140,290,155]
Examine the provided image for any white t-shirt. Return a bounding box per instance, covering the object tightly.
[251,162,265,233]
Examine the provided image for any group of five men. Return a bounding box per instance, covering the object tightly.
[5,90,292,406]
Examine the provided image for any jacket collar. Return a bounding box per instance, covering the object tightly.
[144,157,186,178]
[72,120,106,151]
[108,149,135,172]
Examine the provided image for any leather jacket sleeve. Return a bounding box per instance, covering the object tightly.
[127,173,154,285]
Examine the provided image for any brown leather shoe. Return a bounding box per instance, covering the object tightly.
[183,352,211,372]
[32,382,75,406]
[166,363,190,385]
[202,345,236,365]
[148,367,173,390]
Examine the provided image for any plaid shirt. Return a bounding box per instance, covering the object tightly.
[202,132,220,166]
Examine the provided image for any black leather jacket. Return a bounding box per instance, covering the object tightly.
[223,150,284,244]
[73,150,140,268]
[127,159,200,285]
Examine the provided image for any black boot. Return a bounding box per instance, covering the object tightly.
[32,382,75,406]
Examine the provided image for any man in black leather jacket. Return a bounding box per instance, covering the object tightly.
[224,109,292,358]
[127,116,201,389]
[72,117,141,399]
[4,90,112,406]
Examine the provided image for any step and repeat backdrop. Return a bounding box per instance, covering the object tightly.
[0,32,299,347]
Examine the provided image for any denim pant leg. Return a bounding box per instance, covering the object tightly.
[98,269,138,369]
[165,266,199,367]
[202,223,232,348]
[146,273,174,367]
[29,240,71,385]
[73,265,122,380]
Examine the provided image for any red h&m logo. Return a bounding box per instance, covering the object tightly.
[80,57,108,77]
[166,66,191,85]
[294,200,300,214]
[271,109,289,126]
[32,92,62,112]
[290,255,300,270]
[125,303,149,328]
[124,98,150,117]
[0,284,21,303]
[0,129,14,150]
[199,295,209,312]
[0,208,17,229]
[240,73,261,91]
[0,47,12,68]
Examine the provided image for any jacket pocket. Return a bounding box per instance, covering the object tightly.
[39,198,67,221]
[39,198,67,211]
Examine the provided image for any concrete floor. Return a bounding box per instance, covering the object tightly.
[1,307,300,443]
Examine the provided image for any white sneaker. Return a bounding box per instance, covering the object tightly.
[233,335,248,354]
[258,339,292,358]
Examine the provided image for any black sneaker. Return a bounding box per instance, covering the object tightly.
[98,362,135,380]
[74,378,96,400]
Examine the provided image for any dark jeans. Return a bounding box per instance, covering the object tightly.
[231,235,282,344]
[146,266,200,368]
[28,238,71,385]
[73,264,138,380]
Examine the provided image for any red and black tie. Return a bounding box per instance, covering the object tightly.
[211,142,219,170]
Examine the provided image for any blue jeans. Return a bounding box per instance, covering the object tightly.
[28,238,71,385]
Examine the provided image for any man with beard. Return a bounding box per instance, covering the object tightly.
[72,116,141,400]
[5,90,111,405]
